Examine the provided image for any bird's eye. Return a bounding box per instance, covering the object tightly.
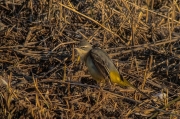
[80,46,87,49]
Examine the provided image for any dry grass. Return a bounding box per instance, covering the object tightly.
[0,0,180,118]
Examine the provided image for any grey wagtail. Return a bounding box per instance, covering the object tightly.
[75,39,153,101]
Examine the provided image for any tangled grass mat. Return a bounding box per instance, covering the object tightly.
[0,0,180,118]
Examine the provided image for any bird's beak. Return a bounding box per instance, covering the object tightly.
[74,47,79,53]
[74,48,82,55]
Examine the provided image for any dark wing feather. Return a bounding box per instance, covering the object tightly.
[90,48,111,80]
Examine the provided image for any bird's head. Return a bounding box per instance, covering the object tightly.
[75,40,92,61]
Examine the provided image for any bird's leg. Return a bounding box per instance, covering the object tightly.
[98,79,105,90]
[104,77,115,91]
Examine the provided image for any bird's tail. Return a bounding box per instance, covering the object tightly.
[123,78,156,105]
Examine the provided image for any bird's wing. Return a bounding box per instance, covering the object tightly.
[90,48,112,80]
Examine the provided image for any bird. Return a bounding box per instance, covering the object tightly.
[75,39,153,101]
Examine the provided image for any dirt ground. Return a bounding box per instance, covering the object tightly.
[0,0,180,118]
